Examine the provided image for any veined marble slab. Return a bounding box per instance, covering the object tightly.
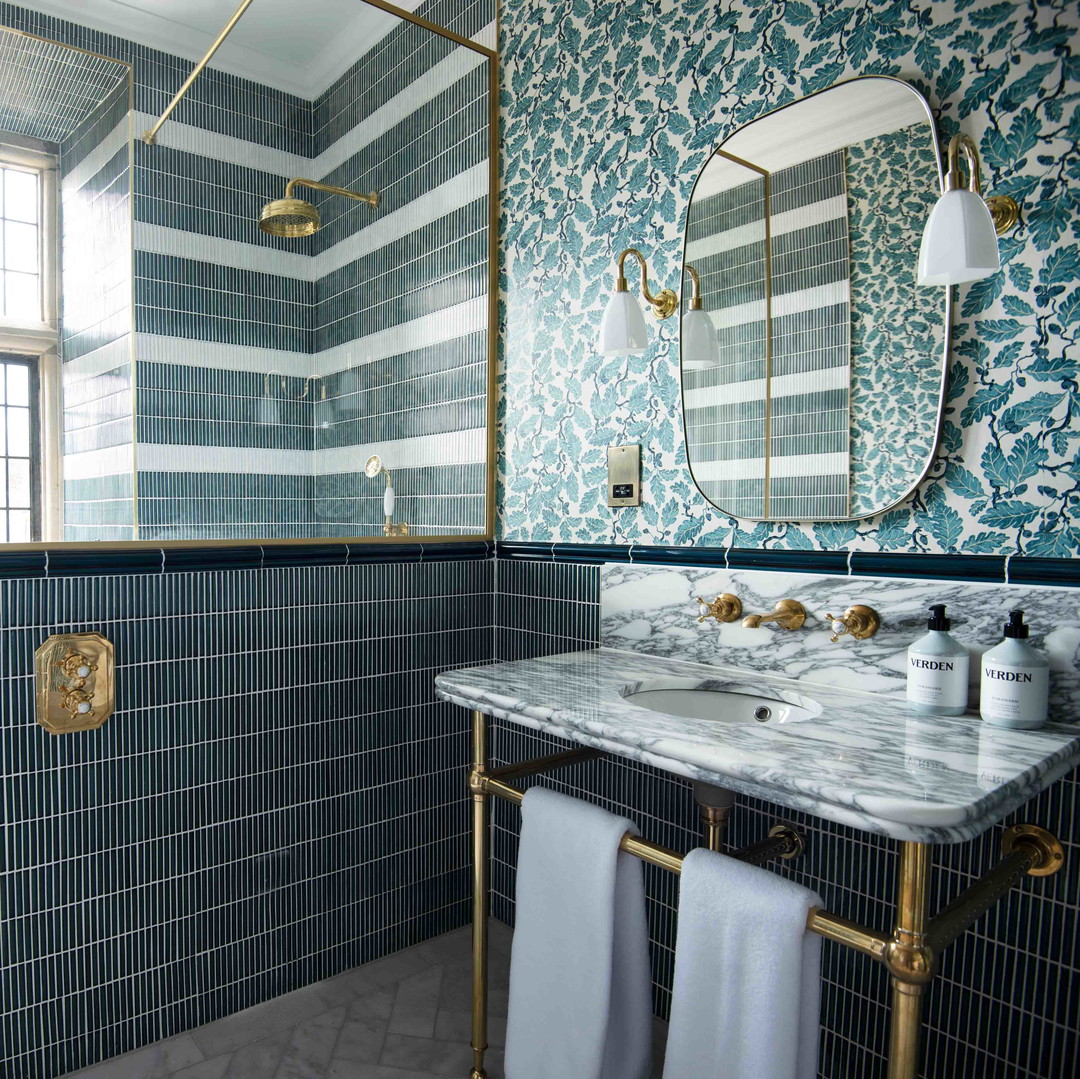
[600,564,1080,713]
[435,648,1080,844]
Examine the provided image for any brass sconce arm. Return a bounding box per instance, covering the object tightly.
[285,178,380,208]
[684,264,705,310]
[944,134,1019,235]
[615,247,678,319]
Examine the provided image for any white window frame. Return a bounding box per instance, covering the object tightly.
[0,132,61,541]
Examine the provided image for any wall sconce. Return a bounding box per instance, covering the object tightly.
[917,133,1020,286]
[681,264,720,369]
[598,247,678,356]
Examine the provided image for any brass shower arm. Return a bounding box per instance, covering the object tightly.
[616,247,679,319]
[284,178,380,207]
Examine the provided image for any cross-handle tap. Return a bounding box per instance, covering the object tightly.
[741,598,806,631]
[826,604,881,642]
[697,594,742,624]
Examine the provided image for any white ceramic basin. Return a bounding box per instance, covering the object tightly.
[622,678,821,726]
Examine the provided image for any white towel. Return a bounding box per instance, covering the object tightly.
[663,847,822,1079]
[503,786,653,1079]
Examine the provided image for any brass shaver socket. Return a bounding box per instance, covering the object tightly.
[35,632,115,734]
[697,593,742,624]
[826,604,881,643]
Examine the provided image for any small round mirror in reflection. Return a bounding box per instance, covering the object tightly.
[364,455,384,478]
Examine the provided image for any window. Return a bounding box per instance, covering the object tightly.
[0,355,39,541]
[1,165,42,321]
[0,135,59,542]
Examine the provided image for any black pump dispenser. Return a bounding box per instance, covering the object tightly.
[927,604,950,631]
[1004,610,1029,639]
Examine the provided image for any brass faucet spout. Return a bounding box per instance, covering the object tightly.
[741,599,806,631]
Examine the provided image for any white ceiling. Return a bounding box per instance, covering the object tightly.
[22,0,425,98]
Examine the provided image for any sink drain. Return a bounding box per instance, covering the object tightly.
[754,706,772,722]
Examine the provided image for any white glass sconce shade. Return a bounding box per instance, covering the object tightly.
[917,187,1001,286]
[682,306,720,368]
[599,289,650,356]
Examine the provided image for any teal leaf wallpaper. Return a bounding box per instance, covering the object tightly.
[498,0,1079,555]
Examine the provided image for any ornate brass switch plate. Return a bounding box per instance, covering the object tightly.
[34,633,115,734]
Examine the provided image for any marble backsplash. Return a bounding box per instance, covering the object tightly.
[600,564,1080,717]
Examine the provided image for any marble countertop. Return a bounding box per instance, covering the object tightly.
[435,648,1080,844]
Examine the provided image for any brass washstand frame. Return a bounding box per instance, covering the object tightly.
[465,709,1064,1079]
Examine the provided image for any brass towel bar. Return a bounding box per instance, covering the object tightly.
[465,709,1063,1079]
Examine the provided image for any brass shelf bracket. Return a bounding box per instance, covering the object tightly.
[465,708,1063,1079]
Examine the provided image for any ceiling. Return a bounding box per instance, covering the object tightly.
[22,0,425,99]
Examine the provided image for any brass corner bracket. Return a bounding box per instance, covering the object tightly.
[35,632,114,734]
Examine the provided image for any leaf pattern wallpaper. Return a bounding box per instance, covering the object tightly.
[498,0,1079,557]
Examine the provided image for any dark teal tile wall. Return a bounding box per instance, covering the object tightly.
[0,555,491,1079]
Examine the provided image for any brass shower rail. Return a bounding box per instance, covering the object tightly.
[465,709,1063,1079]
[142,0,255,144]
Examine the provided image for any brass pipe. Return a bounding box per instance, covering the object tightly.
[478,771,886,953]
[469,710,490,1079]
[809,910,889,961]
[142,0,255,144]
[700,804,729,852]
[886,842,932,1079]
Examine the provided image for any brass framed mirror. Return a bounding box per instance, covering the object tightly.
[680,76,949,522]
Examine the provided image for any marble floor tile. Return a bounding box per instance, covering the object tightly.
[172,1054,233,1079]
[60,924,661,1079]
[387,967,443,1039]
[62,1034,205,1079]
[377,1034,476,1076]
[223,1030,292,1078]
[193,985,331,1059]
[274,1007,346,1079]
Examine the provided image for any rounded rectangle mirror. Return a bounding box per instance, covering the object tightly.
[680,76,949,522]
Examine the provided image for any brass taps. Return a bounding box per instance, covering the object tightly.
[697,594,742,624]
[741,599,806,630]
[826,604,881,642]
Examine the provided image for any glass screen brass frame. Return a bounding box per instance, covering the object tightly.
[2,0,498,551]
[679,75,951,524]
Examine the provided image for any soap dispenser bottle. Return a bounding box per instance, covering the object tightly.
[980,610,1049,729]
[907,604,969,715]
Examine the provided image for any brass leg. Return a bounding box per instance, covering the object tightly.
[885,842,933,1079]
[469,709,490,1079]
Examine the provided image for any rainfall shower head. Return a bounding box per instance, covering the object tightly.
[259,178,379,238]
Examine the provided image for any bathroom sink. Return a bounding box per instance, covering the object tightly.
[621,677,822,726]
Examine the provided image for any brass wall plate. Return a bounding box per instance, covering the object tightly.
[34,632,115,734]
